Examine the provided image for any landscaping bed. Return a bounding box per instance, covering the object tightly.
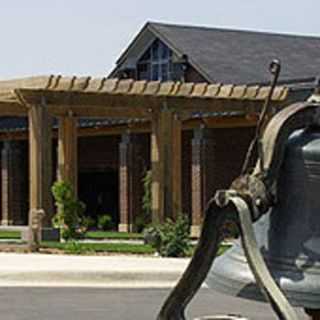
[40,241,155,255]
[0,230,232,256]
[0,231,21,239]
[84,231,143,240]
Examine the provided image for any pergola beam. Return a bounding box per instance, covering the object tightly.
[16,89,155,118]
[47,106,150,118]
[15,88,286,120]
[0,101,27,116]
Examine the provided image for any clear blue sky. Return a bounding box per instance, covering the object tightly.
[1,0,319,80]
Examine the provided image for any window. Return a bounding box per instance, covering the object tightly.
[137,39,173,81]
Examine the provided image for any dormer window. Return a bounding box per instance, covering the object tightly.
[137,39,173,81]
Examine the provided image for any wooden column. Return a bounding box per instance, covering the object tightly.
[57,117,78,195]
[151,109,182,223]
[28,104,52,246]
[119,132,134,232]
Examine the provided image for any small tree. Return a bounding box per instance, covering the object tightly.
[135,170,152,232]
[142,170,152,217]
[51,181,86,241]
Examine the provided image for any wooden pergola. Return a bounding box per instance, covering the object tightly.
[0,76,290,246]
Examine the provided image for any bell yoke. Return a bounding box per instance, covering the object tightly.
[157,61,320,320]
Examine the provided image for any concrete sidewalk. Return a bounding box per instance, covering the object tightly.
[0,253,190,287]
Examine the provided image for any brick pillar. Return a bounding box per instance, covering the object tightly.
[1,141,26,225]
[118,132,142,232]
[191,127,215,237]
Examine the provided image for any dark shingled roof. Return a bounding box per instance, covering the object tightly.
[144,22,320,85]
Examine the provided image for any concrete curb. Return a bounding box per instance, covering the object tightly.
[0,271,182,287]
[0,253,190,287]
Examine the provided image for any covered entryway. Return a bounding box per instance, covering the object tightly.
[78,134,121,227]
[78,169,119,227]
[0,76,291,248]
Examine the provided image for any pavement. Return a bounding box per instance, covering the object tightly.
[0,253,190,287]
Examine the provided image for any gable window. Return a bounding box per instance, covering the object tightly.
[137,39,173,81]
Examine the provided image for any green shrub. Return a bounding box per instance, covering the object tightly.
[51,181,86,241]
[144,215,191,257]
[136,170,152,232]
[142,170,152,216]
[82,216,96,230]
[97,214,114,231]
[64,240,83,254]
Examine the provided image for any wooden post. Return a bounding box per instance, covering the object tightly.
[57,117,78,195]
[191,127,216,237]
[172,115,182,219]
[151,108,182,223]
[119,132,134,232]
[28,104,52,248]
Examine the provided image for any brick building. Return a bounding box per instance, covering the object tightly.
[0,22,319,236]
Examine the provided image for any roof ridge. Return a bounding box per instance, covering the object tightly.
[148,21,320,40]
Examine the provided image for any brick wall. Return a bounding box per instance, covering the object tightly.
[78,134,150,229]
[0,126,255,229]
[207,127,255,191]
[78,135,121,171]
[77,127,255,227]
[190,126,255,231]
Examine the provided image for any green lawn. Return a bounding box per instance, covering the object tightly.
[85,231,143,240]
[0,231,21,239]
[38,240,231,256]
[41,241,155,254]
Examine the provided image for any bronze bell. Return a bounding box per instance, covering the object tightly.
[157,61,320,320]
[206,127,320,310]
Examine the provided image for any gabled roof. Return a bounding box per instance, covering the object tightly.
[110,22,320,85]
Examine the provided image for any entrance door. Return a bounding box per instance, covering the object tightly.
[78,169,119,227]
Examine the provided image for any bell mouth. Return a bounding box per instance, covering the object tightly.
[206,237,320,310]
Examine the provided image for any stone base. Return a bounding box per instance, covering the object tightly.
[21,228,30,242]
[118,224,134,232]
[190,225,201,238]
[0,220,13,226]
